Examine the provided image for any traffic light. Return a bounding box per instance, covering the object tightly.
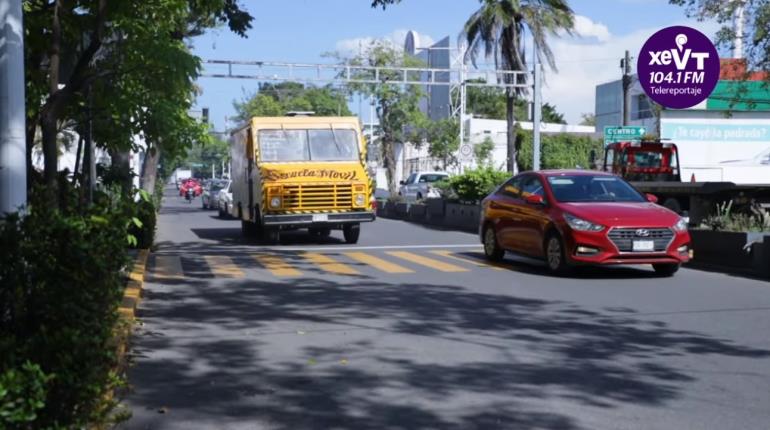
[202,107,209,123]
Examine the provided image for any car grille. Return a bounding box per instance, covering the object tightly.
[280,183,353,210]
[607,228,674,252]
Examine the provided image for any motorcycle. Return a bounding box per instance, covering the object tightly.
[185,188,194,203]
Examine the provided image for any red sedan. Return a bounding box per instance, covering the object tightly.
[480,170,691,276]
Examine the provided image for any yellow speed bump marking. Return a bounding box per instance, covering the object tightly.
[386,251,469,273]
[153,256,184,280]
[344,252,414,274]
[304,253,360,275]
[203,255,244,278]
[430,250,504,271]
[253,254,302,277]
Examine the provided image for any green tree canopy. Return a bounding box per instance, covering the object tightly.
[233,83,352,122]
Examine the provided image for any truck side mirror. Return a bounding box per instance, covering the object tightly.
[399,180,406,185]
[589,149,597,169]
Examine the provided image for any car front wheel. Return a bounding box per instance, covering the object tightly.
[545,234,569,275]
[653,263,680,277]
[483,225,504,262]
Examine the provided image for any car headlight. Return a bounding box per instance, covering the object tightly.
[354,193,366,207]
[564,213,605,232]
[673,217,688,232]
[270,196,281,208]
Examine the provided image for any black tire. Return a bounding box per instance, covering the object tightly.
[416,192,423,201]
[545,233,570,275]
[309,228,331,238]
[262,227,280,245]
[219,205,227,219]
[241,220,258,237]
[653,263,680,277]
[343,224,360,244]
[482,224,505,262]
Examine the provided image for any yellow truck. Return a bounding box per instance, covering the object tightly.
[229,115,375,244]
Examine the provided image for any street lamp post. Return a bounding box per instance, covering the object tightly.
[0,0,27,215]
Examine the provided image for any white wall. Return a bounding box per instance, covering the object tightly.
[660,110,770,184]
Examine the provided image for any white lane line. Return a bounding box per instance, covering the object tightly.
[268,244,483,252]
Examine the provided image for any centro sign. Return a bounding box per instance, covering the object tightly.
[638,26,720,109]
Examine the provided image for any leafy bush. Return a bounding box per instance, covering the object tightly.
[0,185,133,428]
[128,191,157,249]
[700,201,770,232]
[439,167,510,203]
[516,130,603,171]
[0,362,51,427]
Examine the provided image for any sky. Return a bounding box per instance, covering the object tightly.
[192,0,723,131]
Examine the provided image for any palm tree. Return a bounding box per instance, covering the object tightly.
[462,0,574,173]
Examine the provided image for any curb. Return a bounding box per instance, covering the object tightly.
[114,250,149,385]
[119,249,149,321]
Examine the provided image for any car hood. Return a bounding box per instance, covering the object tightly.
[560,202,679,227]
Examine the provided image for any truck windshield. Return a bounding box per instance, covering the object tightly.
[630,151,663,167]
[258,129,359,162]
[547,175,646,203]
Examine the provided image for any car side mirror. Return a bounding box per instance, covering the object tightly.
[399,180,405,185]
[646,193,659,203]
[525,194,545,205]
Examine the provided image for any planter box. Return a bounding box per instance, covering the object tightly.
[425,198,446,221]
[690,229,752,269]
[408,203,427,222]
[381,201,398,219]
[395,202,409,218]
[444,202,481,232]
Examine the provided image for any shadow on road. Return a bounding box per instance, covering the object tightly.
[122,270,770,430]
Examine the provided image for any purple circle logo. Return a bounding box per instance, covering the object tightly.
[637,26,720,109]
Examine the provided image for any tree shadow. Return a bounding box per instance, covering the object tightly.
[120,270,770,430]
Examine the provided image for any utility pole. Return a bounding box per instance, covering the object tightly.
[533,62,542,171]
[0,0,27,214]
[621,50,632,126]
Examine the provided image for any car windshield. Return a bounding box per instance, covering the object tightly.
[547,175,645,203]
[258,129,359,162]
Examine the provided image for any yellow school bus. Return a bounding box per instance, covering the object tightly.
[229,115,375,244]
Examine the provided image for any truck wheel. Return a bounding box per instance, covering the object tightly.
[663,198,682,214]
[309,228,331,238]
[262,228,280,245]
[343,224,360,244]
[241,220,258,237]
[218,206,225,218]
[653,263,680,277]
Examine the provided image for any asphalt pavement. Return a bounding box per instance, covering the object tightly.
[119,187,770,430]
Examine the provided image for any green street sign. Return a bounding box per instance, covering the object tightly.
[191,163,204,167]
[603,126,646,145]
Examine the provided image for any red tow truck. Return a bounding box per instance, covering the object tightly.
[600,140,770,224]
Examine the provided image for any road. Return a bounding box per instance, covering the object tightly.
[120,188,770,430]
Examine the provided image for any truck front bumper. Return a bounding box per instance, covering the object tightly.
[263,211,375,227]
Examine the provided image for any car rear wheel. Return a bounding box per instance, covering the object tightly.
[653,263,680,277]
[545,234,569,275]
[343,224,360,244]
[483,225,504,262]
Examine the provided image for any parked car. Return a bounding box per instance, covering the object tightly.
[398,171,450,202]
[202,180,227,210]
[480,170,691,276]
[217,180,233,218]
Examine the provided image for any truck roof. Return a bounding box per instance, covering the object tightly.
[231,116,362,134]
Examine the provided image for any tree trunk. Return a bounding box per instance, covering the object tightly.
[140,147,160,195]
[42,0,63,203]
[109,148,133,196]
[506,90,517,174]
[25,116,37,187]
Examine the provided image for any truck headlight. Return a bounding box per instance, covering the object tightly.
[270,196,281,208]
[564,213,605,232]
[673,217,688,232]
[354,193,366,207]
